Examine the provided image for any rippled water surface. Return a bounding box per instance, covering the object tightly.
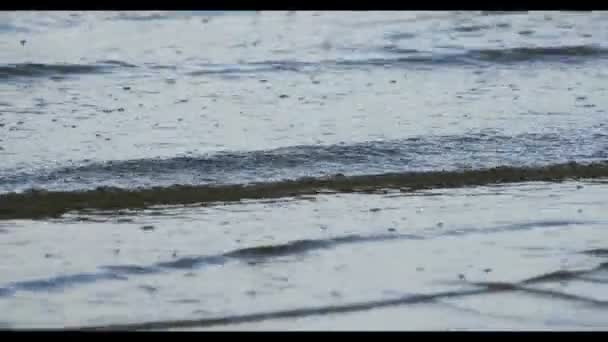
[1,11,608,330]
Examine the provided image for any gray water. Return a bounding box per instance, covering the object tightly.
[1,11,608,330]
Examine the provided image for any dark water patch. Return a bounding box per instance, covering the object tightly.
[452,24,490,33]
[61,215,110,223]
[171,299,201,304]
[96,60,138,68]
[0,269,158,297]
[0,63,104,79]
[8,272,128,293]
[156,255,227,270]
[0,61,135,80]
[465,45,608,63]
[498,220,589,232]
[147,64,177,70]
[0,287,15,297]
[225,239,330,259]
[2,159,608,220]
[247,60,315,71]
[380,45,420,55]
[138,285,158,293]
[224,233,410,260]
[0,268,157,297]
[187,60,315,76]
[386,32,417,40]
[99,265,159,275]
[581,249,608,257]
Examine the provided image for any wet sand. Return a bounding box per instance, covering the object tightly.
[1,180,607,329]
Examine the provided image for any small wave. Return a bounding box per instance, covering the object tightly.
[343,44,608,69]
[581,249,608,257]
[0,233,411,296]
[156,255,227,270]
[385,32,417,41]
[374,44,608,66]
[5,273,127,294]
[95,60,138,68]
[499,220,588,231]
[226,45,608,75]
[380,45,420,55]
[1,160,608,220]
[224,233,407,259]
[452,24,491,33]
[465,45,608,63]
[187,61,315,76]
[0,63,104,79]
[179,45,608,78]
[98,265,159,275]
[0,61,135,80]
[3,129,608,194]
[3,45,599,83]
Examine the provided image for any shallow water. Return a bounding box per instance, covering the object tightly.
[1,11,608,330]
[2,181,608,329]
